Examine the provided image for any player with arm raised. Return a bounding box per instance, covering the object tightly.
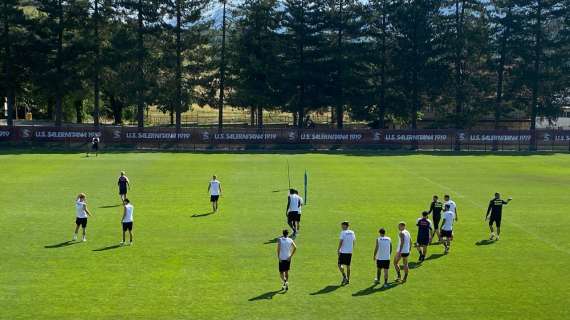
[486,193,512,241]
[277,229,297,291]
[73,193,92,242]
[338,221,356,285]
[428,195,443,243]
[208,175,222,212]
[373,228,392,287]
[393,222,411,283]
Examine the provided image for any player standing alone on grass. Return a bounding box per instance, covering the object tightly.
[73,193,92,242]
[415,211,432,262]
[118,171,130,203]
[428,195,443,243]
[486,193,512,241]
[441,204,455,254]
[208,175,222,212]
[87,136,100,157]
[373,228,391,287]
[286,189,303,235]
[121,199,134,246]
[393,222,411,283]
[444,194,458,222]
[338,221,356,285]
[277,229,297,291]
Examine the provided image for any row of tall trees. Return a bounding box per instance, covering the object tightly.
[1,0,568,129]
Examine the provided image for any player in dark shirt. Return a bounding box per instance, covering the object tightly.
[87,137,100,157]
[427,195,443,243]
[486,192,512,241]
[118,171,131,203]
[415,211,432,262]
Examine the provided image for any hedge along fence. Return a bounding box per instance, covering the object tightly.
[2,126,570,151]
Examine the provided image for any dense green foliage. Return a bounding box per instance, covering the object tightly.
[1,151,569,319]
[1,1,568,128]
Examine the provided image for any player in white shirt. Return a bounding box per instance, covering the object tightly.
[73,193,92,242]
[121,199,134,246]
[373,228,392,287]
[441,204,456,254]
[393,222,411,283]
[286,189,304,235]
[207,175,222,212]
[338,221,356,285]
[444,194,458,222]
[277,229,297,291]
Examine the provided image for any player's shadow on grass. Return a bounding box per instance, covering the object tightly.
[475,239,496,246]
[352,282,399,296]
[408,261,423,269]
[424,253,445,261]
[264,237,279,245]
[248,290,285,301]
[191,211,215,218]
[99,205,122,209]
[44,240,79,248]
[310,285,342,295]
[92,244,122,251]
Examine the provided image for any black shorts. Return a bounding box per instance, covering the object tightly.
[119,187,127,195]
[75,217,88,228]
[417,234,430,246]
[441,229,453,238]
[400,253,410,258]
[433,213,441,229]
[279,260,291,272]
[92,143,98,151]
[210,195,220,202]
[489,214,502,228]
[288,211,301,222]
[376,260,390,269]
[122,222,133,231]
[338,253,352,266]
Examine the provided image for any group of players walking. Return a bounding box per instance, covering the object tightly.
[277,191,511,290]
[71,171,511,292]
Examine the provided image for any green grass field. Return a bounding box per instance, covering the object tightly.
[1,150,569,319]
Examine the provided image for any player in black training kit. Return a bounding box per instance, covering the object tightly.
[486,192,512,241]
[427,195,443,243]
[415,211,432,262]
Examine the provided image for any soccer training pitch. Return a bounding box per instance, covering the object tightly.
[1,150,569,319]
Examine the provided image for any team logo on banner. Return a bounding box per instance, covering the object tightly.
[288,131,297,141]
[202,131,210,141]
[20,129,31,138]
[113,130,122,140]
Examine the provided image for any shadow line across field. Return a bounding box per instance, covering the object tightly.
[44,240,80,249]
[248,290,285,301]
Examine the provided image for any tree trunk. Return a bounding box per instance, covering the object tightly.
[250,106,255,126]
[175,0,182,131]
[110,95,123,124]
[55,0,64,127]
[3,0,14,126]
[47,98,54,120]
[218,0,227,130]
[495,5,512,130]
[454,0,466,128]
[74,99,83,123]
[378,0,387,129]
[93,0,100,128]
[257,105,263,129]
[336,0,344,129]
[136,0,145,129]
[530,0,542,150]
